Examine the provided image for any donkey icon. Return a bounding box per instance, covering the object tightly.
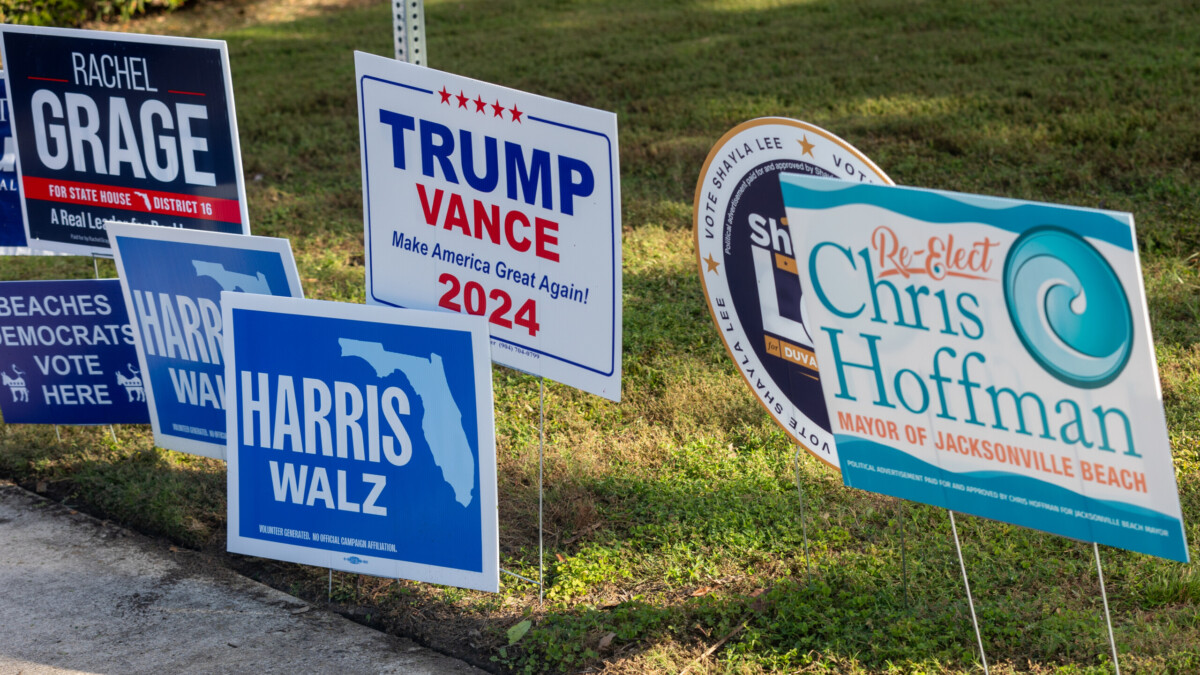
[116,364,146,403]
[2,365,28,403]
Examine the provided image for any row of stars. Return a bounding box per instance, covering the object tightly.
[438,86,524,122]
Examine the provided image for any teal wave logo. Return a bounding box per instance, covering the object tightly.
[1003,227,1132,388]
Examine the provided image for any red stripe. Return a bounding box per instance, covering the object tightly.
[168,90,206,96]
[22,176,243,225]
[28,76,69,83]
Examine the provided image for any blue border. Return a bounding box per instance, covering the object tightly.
[359,75,618,378]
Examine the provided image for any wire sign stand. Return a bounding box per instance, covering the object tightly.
[949,510,989,675]
[500,376,547,604]
[91,253,118,444]
[791,448,812,584]
[1094,543,1121,675]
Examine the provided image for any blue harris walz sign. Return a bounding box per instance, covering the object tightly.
[0,278,149,425]
[0,26,250,255]
[223,294,499,592]
[108,222,302,459]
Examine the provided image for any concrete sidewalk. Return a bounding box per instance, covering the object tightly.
[0,481,486,674]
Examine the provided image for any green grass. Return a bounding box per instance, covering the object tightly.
[4,0,1200,672]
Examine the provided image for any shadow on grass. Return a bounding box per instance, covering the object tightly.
[2,417,1196,673]
[3,0,1199,671]
[0,425,226,549]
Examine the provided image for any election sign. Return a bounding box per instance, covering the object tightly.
[356,51,622,401]
[694,119,891,469]
[0,278,149,425]
[0,71,30,252]
[107,222,302,459]
[0,26,250,255]
[783,175,1188,561]
[223,294,499,592]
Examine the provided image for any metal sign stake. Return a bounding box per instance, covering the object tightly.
[949,510,988,674]
[900,498,909,608]
[538,376,545,605]
[498,376,547,604]
[94,252,118,445]
[792,448,812,584]
[1094,543,1121,675]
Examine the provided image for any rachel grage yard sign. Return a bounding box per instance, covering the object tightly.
[694,119,891,469]
[783,175,1188,562]
[0,26,249,255]
[356,51,622,401]
[223,294,499,592]
[108,222,302,459]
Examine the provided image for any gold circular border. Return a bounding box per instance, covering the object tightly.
[692,117,894,471]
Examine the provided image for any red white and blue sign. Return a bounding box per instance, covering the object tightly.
[356,51,622,401]
[223,294,499,592]
[107,222,302,459]
[0,26,250,255]
[0,278,149,425]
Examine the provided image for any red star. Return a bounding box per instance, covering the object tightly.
[456,91,469,109]
[473,95,487,113]
[438,86,451,104]
[509,103,523,123]
[491,100,505,118]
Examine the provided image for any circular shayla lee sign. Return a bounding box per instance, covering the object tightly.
[694,118,892,469]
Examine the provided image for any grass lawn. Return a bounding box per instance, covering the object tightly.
[3,0,1200,672]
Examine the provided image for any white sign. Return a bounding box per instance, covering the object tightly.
[356,51,622,401]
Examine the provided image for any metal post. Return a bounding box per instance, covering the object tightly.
[792,448,811,584]
[1094,543,1121,675]
[497,377,546,602]
[392,0,427,66]
[538,376,545,605]
[949,511,988,674]
[899,498,908,607]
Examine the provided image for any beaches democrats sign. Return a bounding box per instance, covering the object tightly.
[356,51,622,401]
[0,26,249,255]
[108,222,302,459]
[783,175,1188,562]
[223,294,499,592]
[0,278,149,425]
